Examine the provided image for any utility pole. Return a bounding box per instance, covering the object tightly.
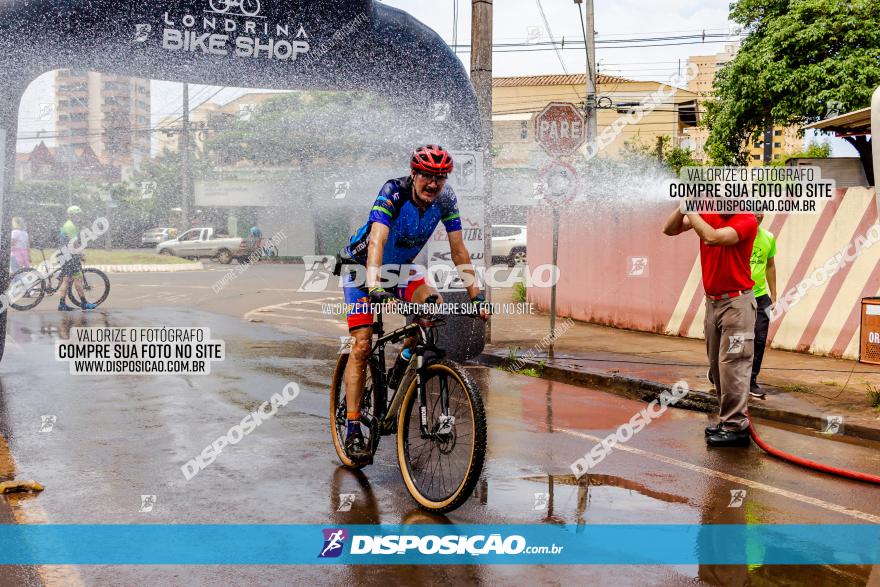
[576,0,598,145]
[471,0,493,342]
[180,82,191,228]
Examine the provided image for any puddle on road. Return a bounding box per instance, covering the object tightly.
[473,473,697,525]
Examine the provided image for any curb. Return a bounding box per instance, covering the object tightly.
[474,352,880,443]
[85,263,204,273]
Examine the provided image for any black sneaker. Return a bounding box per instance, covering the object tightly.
[749,382,766,399]
[344,429,372,465]
[704,423,722,436]
[707,427,751,447]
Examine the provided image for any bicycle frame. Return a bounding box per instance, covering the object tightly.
[366,307,448,441]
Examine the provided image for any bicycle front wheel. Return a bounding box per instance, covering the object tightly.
[397,360,486,513]
[8,268,45,310]
[70,269,110,308]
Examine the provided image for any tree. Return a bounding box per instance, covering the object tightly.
[622,134,704,175]
[769,140,831,166]
[130,148,213,227]
[206,91,410,252]
[206,91,408,167]
[705,0,880,184]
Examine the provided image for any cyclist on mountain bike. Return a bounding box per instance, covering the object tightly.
[339,145,489,463]
[57,205,96,312]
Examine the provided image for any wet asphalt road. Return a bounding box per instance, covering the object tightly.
[1,264,879,586]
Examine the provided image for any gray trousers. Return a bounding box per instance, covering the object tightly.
[704,292,756,431]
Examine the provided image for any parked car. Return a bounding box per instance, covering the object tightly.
[491,224,527,266]
[156,227,258,264]
[141,227,178,247]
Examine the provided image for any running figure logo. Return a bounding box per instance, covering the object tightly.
[319,528,348,558]
[728,489,746,508]
[40,415,57,432]
[337,494,355,512]
[533,492,549,511]
[139,495,157,512]
[727,334,745,355]
[299,256,336,292]
[823,415,844,435]
[627,256,649,277]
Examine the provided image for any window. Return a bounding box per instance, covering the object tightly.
[774,130,782,136]
[773,154,780,160]
[752,154,761,161]
[753,141,761,147]
[493,226,522,237]
[520,121,528,140]
[774,142,781,148]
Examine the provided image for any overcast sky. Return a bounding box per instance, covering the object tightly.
[16,1,843,154]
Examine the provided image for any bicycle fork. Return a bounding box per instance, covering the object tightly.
[414,344,453,440]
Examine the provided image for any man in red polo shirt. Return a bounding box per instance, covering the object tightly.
[664,209,758,447]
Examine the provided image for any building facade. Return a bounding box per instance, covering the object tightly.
[55,70,151,168]
[492,73,700,169]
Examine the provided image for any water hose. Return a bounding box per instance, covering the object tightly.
[749,423,880,485]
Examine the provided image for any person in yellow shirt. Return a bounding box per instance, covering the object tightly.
[749,213,776,398]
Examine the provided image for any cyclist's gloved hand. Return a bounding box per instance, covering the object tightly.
[471,293,491,319]
[369,287,395,306]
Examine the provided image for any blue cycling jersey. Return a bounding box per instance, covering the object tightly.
[345,176,462,266]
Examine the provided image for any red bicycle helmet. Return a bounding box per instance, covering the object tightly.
[410,145,454,175]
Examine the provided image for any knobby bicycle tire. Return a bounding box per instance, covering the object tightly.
[7,268,45,311]
[396,359,487,513]
[69,268,110,308]
[330,350,381,470]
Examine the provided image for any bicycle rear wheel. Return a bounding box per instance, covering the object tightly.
[69,268,110,308]
[8,268,45,310]
[397,359,486,513]
[330,350,381,469]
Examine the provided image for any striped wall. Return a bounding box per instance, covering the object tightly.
[526,188,879,359]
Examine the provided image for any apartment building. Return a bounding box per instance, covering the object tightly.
[55,70,151,169]
[683,43,802,164]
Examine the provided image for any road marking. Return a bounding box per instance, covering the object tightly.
[559,428,880,524]
[114,284,214,290]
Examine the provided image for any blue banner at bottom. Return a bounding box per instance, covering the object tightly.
[0,524,876,565]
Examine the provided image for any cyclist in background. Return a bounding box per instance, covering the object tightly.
[57,205,96,312]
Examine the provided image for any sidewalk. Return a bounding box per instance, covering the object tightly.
[479,289,880,441]
[85,262,204,273]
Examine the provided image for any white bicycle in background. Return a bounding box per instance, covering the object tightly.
[209,0,261,17]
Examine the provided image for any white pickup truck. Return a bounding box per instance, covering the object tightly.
[156,227,258,264]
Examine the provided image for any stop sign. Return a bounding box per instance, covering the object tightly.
[534,102,586,157]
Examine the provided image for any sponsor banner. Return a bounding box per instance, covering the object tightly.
[0,525,878,565]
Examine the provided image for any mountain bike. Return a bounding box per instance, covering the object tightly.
[329,297,487,513]
[8,250,110,311]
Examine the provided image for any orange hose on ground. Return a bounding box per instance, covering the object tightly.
[749,423,880,485]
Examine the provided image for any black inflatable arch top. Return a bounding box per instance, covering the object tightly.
[0,0,484,361]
